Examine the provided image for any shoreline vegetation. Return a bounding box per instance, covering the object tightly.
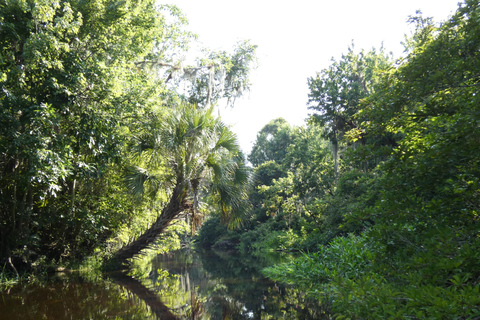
[2,0,480,318]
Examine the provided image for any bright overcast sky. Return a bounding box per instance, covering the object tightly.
[166,0,460,155]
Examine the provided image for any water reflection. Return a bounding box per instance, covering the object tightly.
[140,249,327,319]
[0,249,328,319]
[0,273,158,319]
[110,271,179,320]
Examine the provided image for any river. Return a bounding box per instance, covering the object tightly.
[0,249,329,319]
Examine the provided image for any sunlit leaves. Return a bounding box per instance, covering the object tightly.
[125,103,250,232]
[248,118,295,167]
[183,40,258,108]
[261,2,480,319]
[308,45,392,138]
[0,0,168,261]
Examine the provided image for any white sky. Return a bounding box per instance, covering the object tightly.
[166,0,460,155]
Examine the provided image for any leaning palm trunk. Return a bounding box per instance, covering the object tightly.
[112,104,250,265]
[113,180,188,264]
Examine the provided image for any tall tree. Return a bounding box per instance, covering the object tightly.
[307,46,392,173]
[113,104,250,263]
[136,39,258,109]
[186,40,258,108]
[248,118,295,167]
[0,0,168,263]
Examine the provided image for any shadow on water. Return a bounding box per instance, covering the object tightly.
[0,272,159,319]
[123,249,330,319]
[109,271,179,320]
[0,249,330,319]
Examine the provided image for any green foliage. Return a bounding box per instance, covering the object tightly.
[197,120,339,253]
[0,0,168,265]
[356,0,480,286]
[261,2,480,319]
[145,37,258,109]
[308,45,392,137]
[252,160,285,187]
[237,220,293,254]
[247,160,285,224]
[251,229,303,253]
[308,45,393,173]
[0,0,258,274]
[186,40,258,108]
[248,118,296,167]
[122,103,251,254]
[194,216,241,249]
[264,233,480,319]
[263,234,378,292]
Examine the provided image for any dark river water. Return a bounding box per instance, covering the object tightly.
[0,249,329,319]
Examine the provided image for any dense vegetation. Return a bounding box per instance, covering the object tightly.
[2,0,479,318]
[0,0,256,272]
[197,1,480,318]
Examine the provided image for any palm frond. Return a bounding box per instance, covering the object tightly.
[123,165,164,198]
[233,158,251,185]
[126,102,250,229]
[207,154,252,229]
[123,165,151,196]
[214,123,239,152]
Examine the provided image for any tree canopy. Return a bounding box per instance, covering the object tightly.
[263,2,480,318]
[307,45,392,172]
[3,1,480,318]
[0,0,257,268]
[198,2,480,318]
[0,0,165,262]
[248,118,295,167]
[114,103,250,263]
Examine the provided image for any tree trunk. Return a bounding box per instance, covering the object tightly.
[332,139,339,175]
[113,180,188,265]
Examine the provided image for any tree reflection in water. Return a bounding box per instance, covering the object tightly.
[131,249,329,319]
[0,250,328,319]
[110,271,179,320]
[0,272,158,319]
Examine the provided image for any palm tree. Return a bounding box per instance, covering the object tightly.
[113,103,250,264]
